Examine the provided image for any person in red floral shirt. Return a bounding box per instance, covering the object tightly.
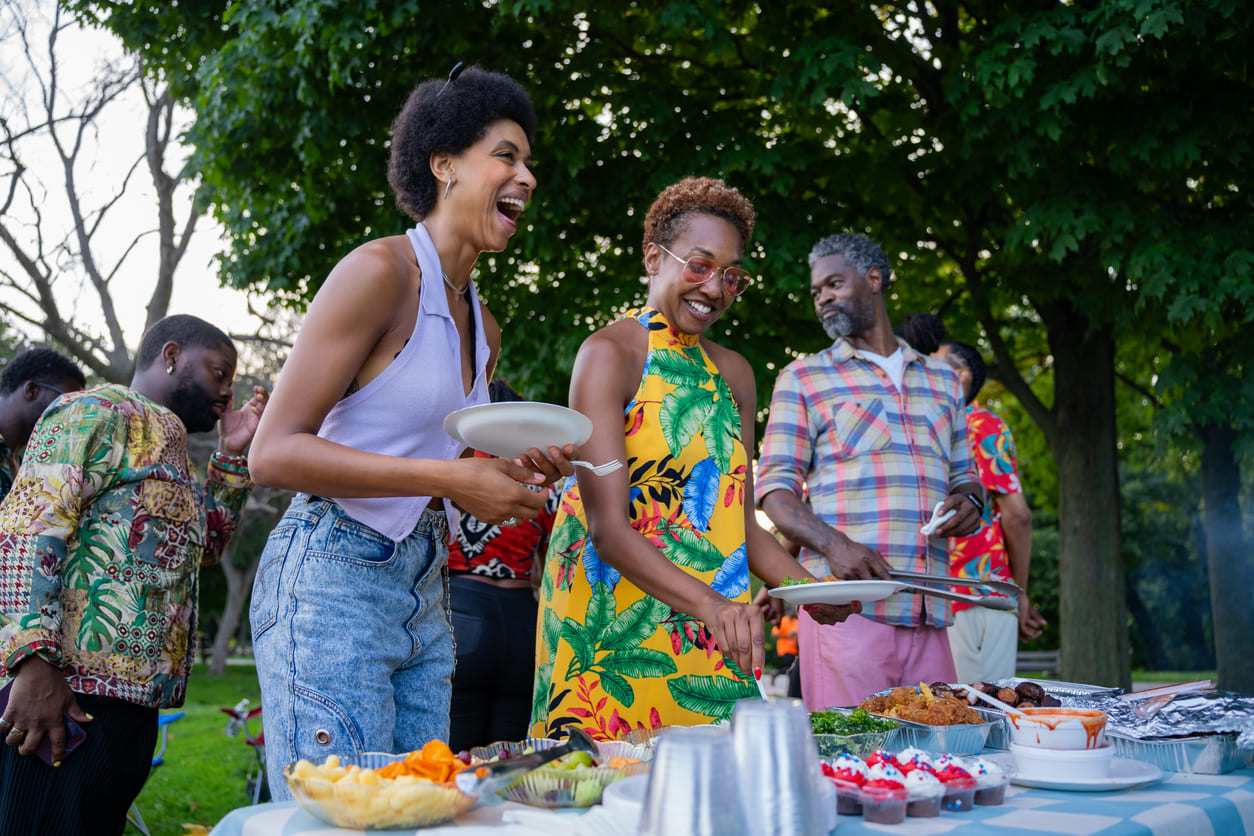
[935,341,1046,682]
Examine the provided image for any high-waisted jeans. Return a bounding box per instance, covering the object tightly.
[250,495,453,800]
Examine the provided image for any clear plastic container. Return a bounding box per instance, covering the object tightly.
[940,776,978,812]
[860,785,908,824]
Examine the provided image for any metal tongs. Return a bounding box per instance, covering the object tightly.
[888,570,1021,611]
[454,726,599,797]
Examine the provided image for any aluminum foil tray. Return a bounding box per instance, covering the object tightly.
[1109,731,1251,775]
[875,707,999,756]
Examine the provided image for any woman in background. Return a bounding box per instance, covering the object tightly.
[448,380,561,752]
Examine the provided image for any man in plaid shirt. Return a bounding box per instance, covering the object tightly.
[757,233,984,709]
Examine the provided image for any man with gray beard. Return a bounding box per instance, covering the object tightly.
[756,233,984,709]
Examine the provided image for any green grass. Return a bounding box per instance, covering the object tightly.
[1131,669,1216,685]
[128,663,264,836]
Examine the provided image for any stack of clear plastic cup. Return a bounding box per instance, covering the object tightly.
[639,726,749,836]
[732,697,832,836]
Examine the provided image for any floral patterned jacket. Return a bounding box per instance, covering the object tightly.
[0,384,251,708]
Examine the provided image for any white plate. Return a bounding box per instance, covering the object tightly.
[1010,757,1163,792]
[443,402,593,459]
[767,580,906,606]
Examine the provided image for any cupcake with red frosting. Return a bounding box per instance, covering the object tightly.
[933,755,978,812]
[895,747,937,774]
[860,762,909,825]
[822,754,869,815]
[903,768,945,817]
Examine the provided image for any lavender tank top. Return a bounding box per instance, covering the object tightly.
[317,223,489,540]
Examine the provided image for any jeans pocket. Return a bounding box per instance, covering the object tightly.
[317,517,399,565]
[251,525,297,639]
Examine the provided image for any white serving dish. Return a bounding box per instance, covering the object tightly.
[1007,707,1108,750]
[1011,741,1115,781]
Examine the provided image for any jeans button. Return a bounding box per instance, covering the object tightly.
[315,728,332,745]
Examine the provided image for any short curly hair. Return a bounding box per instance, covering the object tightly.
[387,65,537,221]
[135,315,234,371]
[808,233,894,291]
[642,177,756,253]
[0,347,85,395]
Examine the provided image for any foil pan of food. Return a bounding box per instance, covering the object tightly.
[859,685,998,756]
[1107,731,1247,775]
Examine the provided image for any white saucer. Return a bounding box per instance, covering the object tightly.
[1010,757,1163,792]
[601,774,648,815]
[768,579,905,606]
[443,402,593,459]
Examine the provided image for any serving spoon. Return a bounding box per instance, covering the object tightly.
[951,684,1030,719]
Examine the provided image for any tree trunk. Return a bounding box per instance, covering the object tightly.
[208,539,260,676]
[1125,579,1171,671]
[1042,300,1130,689]
[1198,422,1254,693]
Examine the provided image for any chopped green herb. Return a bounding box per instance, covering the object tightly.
[810,708,897,736]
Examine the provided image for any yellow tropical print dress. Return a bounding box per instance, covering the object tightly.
[531,308,756,740]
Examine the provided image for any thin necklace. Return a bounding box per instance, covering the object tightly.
[442,270,469,296]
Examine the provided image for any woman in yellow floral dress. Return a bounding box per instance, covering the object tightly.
[531,178,855,739]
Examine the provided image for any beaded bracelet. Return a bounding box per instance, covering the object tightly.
[211,451,249,467]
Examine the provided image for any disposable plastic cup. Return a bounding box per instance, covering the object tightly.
[732,697,831,836]
[638,726,748,836]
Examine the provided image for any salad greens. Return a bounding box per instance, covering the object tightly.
[810,708,897,736]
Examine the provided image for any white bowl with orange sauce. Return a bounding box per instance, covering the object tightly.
[1007,707,1108,750]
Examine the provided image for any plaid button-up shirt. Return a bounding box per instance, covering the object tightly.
[756,338,975,628]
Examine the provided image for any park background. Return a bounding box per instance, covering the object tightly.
[1,1,1251,831]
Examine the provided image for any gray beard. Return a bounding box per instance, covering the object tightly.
[822,309,856,341]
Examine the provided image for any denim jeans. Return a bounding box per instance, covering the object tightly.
[250,495,453,800]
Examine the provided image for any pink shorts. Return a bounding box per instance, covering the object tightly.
[798,610,957,710]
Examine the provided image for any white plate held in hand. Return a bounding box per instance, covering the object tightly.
[443,402,593,459]
[767,580,906,606]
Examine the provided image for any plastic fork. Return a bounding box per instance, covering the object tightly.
[571,458,624,476]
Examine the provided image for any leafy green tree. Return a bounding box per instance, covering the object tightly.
[77,0,1253,688]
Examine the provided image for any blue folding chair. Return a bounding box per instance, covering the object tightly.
[126,711,186,836]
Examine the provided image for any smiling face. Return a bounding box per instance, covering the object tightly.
[168,342,238,434]
[644,213,745,336]
[810,252,879,341]
[437,119,535,253]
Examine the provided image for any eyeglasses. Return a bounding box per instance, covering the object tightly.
[435,61,465,99]
[34,382,66,396]
[654,243,753,296]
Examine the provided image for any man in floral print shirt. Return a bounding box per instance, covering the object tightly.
[935,341,1046,683]
[0,315,267,836]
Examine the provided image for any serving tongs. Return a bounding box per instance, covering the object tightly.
[454,726,599,797]
[888,570,1020,611]
[889,569,1022,597]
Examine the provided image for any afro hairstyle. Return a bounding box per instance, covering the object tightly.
[387,65,537,221]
